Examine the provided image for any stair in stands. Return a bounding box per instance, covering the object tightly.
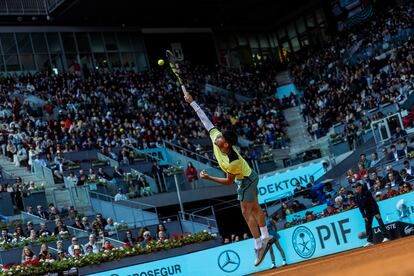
[275,70,291,86]
[283,105,330,155]
[0,155,45,185]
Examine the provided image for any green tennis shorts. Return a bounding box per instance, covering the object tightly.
[237,170,259,202]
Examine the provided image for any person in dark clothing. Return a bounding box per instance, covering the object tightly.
[354,182,390,246]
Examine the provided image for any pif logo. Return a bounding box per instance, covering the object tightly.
[292,226,316,259]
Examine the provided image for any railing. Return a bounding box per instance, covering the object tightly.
[178,211,219,234]
[20,211,47,224]
[46,0,66,12]
[346,28,414,65]
[89,191,159,228]
[0,0,47,15]
[163,140,219,167]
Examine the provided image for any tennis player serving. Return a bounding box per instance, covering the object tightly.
[184,92,274,266]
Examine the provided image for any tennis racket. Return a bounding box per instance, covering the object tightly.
[165,50,188,95]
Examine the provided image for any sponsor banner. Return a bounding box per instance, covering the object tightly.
[373,221,414,243]
[258,162,326,204]
[88,192,414,276]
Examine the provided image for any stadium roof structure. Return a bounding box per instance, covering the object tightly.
[0,0,318,29]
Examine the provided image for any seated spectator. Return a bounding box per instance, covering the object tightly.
[103,240,115,250]
[370,152,380,168]
[38,222,52,237]
[123,230,136,245]
[137,227,149,243]
[54,220,69,236]
[346,169,357,185]
[113,166,124,179]
[12,232,24,244]
[68,237,83,256]
[92,218,104,236]
[375,191,383,202]
[82,216,93,233]
[78,169,87,186]
[141,230,153,246]
[68,206,78,218]
[38,243,52,260]
[359,154,371,170]
[404,160,414,175]
[400,140,414,157]
[57,249,67,260]
[157,230,168,241]
[104,217,116,236]
[291,200,306,212]
[355,163,368,181]
[14,226,25,238]
[49,206,61,221]
[386,172,402,188]
[401,182,413,193]
[126,179,139,198]
[281,202,293,218]
[25,221,35,234]
[21,246,36,263]
[139,176,153,197]
[347,191,356,206]
[393,126,408,140]
[88,169,98,180]
[67,171,78,186]
[26,205,34,215]
[95,213,107,228]
[242,233,250,240]
[383,184,399,200]
[400,169,414,182]
[293,180,306,195]
[114,188,128,201]
[372,179,384,192]
[0,229,13,244]
[81,244,92,256]
[157,224,170,239]
[334,196,349,211]
[97,168,110,180]
[27,229,38,242]
[73,245,83,257]
[36,205,49,220]
[389,144,403,162]
[84,234,99,253]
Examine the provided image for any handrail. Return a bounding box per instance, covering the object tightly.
[89,191,158,210]
[163,140,219,166]
[20,211,47,224]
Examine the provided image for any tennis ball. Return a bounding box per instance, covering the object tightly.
[158,59,165,66]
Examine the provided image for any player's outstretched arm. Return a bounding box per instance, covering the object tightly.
[184,93,215,132]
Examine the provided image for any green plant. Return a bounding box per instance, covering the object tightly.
[0,231,216,275]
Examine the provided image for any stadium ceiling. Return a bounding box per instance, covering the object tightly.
[0,0,318,29]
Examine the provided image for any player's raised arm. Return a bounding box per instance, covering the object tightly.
[184,93,215,132]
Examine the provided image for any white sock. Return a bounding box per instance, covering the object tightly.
[254,238,262,250]
[260,226,269,239]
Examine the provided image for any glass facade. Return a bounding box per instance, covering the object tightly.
[215,7,328,66]
[0,29,148,73]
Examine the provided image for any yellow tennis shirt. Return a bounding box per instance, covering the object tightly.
[209,128,252,180]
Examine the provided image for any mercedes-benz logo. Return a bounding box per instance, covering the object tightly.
[292,226,316,259]
[217,250,240,273]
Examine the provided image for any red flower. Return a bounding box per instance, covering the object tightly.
[2,264,10,269]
